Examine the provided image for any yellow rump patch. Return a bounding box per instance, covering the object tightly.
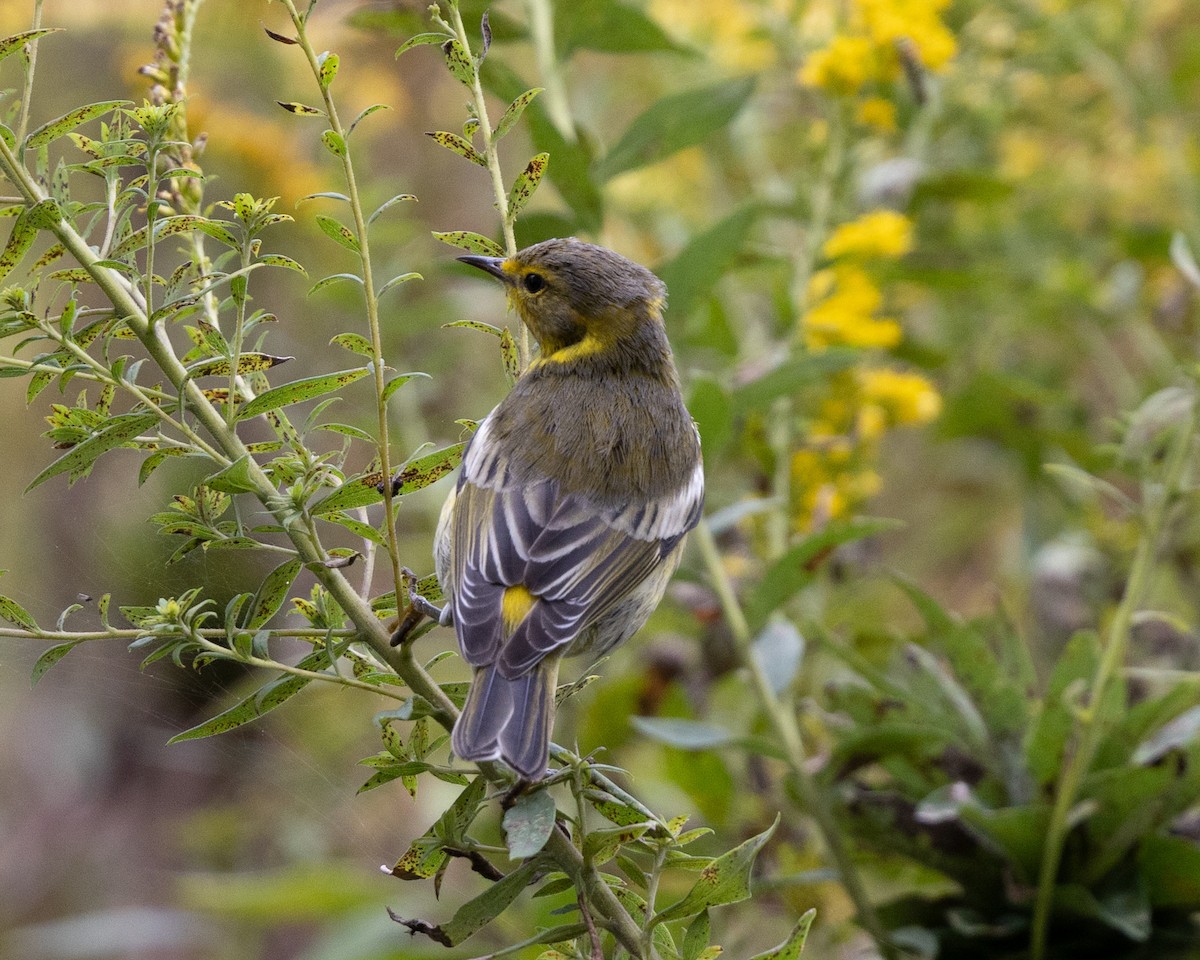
[501,584,537,633]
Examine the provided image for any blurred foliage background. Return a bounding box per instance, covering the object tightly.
[3,0,1200,958]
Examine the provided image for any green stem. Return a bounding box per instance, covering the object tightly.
[14,0,44,146]
[693,518,896,960]
[1030,400,1197,960]
[281,0,407,610]
[524,0,574,142]
[447,1,530,369]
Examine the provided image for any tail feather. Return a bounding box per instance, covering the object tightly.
[453,659,559,779]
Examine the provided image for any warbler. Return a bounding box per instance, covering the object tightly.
[431,238,704,779]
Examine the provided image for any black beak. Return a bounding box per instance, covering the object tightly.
[457,255,510,282]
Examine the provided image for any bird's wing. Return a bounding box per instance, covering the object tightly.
[449,419,703,678]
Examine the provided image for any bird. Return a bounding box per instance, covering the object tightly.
[427,237,704,780]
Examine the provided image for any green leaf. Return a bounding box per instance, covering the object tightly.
[0,210,37,286]
[1026,631,1102,787]
[554,0,690,56]
[244,558,303,630]
[747,908,816,959]
[688,376,733,462]
[395,32,452,57]
[378,272,422,299]
[655,815,779,922]
[188,353,291,377]
[595,77,755,181]
[367,192,417,225]
[236,367,370,421]
[348,103,390,136]
[31,639,83,686]
[441,38,475,85]
[318,52,339,89]
[383,371,432,400]
[745,518,902,627]
[258,254,307,276]
[202,455,260,495]
[25,100,130,148]
[499,326,520,385]
[508,153,549,215]
[276,101,325,116]
[657,206,757,319]
[426,130,486,166]
[330,332,373,357]
[168,654,324,742]
[1142,835,1200,908]
[1132,706,1200,765]
[0,594,38,630]
[26,411,159,491]
[390,442,467,496]
[582,822,652,866]
[432,230,504,257]
[503,788,558,859]
[310,475,385,516]
[683,910,711,960]
[315,215,360,252]
[308,272,363,296]
[752,616,805,696]
[320,129,346,157]
[0,28,61,66]
[631,716,736,750]
[494,87,543,140]
[432,860,539,946]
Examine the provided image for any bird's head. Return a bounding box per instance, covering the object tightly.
[458,238,668,369]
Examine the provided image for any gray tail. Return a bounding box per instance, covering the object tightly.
[452,660,559,779]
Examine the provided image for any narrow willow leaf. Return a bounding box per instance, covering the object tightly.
[582,823,652,866]
[0,594,37,630]
[367,192,417,225]
[168,653,324,742]
[276,101,325,116]
[188,353,291,376]
[31,640,83,686]
[321,129,347,157]
[0,211,36,286]
[631,716,736,750]
[383,371,431,400]
[657,205,757,319]
[479,11,492,61]
[0,28,61,66]
[425,131,486,167]
[235,367,370,421]
[395,32,452,57]
[747,909,816,960]
[503,789,558,859]
[444,319,504,337]
[202,455,259,494]
[315,214,360,252]
[348,103,390,136]
[432,230,504,257]
[554,0,689,57]
[655,815,779,922]
[33,242,65,270]
[298,191,350,205]
[26,411,159,491]
[595,77,756,181]
[494,87,542,140]
[258,254,307,276]
[318,52,339,89]
[441,38,474,85]
[308,272,364,295]
[310,475,385,516]
[330,332,373,357]
[379,272,422,299]
[390,442,467,496]
[499,327,519,384]
[26,198,62,229]
[244,558,303,630]
[25,100,130,149]
[435,861,539,945]
[508,153,549,215]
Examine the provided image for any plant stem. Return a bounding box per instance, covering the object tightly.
[524,0,574,142]
[1030,400,1196,960]
[693,518,896,960]
[281,0,407,612]
[446,1,531,369]
[14,0,44,146]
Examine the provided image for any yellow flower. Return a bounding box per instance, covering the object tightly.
[798,34,877,93]
[856,97,897,132]
[802,264,901,350]
[858,0,957,71]
[823,210,914,260]
[858,368,942,425]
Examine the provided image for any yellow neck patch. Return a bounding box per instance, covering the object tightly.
[531,333,607,368]
[501,584,537,634]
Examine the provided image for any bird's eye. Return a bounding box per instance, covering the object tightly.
[523,272,546,294]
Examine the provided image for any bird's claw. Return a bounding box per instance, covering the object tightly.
[389,568,450,646]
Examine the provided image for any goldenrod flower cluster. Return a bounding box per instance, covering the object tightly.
[792,209,940,529]
[799,0,957,130]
